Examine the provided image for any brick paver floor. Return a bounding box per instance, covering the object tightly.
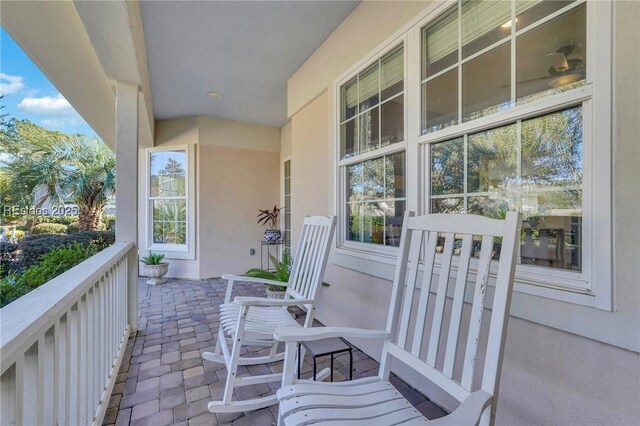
[103,278,447,425]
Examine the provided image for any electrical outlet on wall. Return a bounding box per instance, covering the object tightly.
[249,248,255,256]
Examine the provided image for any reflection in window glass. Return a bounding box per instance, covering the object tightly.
[359,108,380,154]
[467,124,517,192]
[150,151,186,197]
[462,43,511,121]
[423,68,458,133]
[516,3,586,103]
[347,152,406,246]
[521,106,582,187]
[431,138,464,195]
[152,199,186,244]
[429,106,582,271]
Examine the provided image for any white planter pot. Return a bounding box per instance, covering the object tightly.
[143,262,169,285]
[266,287,286,299]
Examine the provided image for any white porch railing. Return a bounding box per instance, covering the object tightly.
[0,242,135,426]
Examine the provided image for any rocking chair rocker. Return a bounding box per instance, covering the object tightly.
[204,215,336,413]
[274,211,522,426]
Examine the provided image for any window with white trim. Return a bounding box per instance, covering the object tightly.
[283,159,292,253]
[148,148,189,252]
[335,0,612,309]
[339,44,406,249]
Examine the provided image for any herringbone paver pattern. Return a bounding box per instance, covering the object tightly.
[103,278,446,425]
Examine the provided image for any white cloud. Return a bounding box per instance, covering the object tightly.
[18,93,83,128]
[0,73,25,95]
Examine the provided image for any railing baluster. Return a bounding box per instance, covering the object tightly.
[56,315,67,426]
[1,242,134,426]
[23,342,38,425]
[1,364,17,425]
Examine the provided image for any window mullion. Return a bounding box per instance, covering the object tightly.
[457,1,462,125]
[510,0,516,104]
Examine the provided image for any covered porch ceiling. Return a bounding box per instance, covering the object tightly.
[140,1,359,127]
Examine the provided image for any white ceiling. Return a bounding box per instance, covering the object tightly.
[140,1,359,127]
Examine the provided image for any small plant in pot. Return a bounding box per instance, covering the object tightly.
[245,250,291,298]
[141,252,169,285]
[257,205,282,243]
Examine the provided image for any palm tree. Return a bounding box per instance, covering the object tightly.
[0,120,115,231]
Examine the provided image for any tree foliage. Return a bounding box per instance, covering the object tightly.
[0,119,115,230]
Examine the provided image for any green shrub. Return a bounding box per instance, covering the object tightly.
[0,243,97,308]
[19,231,115,271]
[7,230,25,240]
[67,222,80,234]
[102,214,116,231]
[31,223,68,235]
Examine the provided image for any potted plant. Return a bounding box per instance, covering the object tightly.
[141,251,169,285]
[245,250,291,298]
[257,205,282,243]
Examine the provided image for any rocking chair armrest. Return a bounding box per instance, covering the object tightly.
[427,390,492,426]
[222,274,290,288]
[233,296,313,307]
[274,326,390,343]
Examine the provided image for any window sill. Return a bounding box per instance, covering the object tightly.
[331,246,605,309]
[145,244,195,261]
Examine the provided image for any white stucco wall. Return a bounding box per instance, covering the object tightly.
[285,1,640,424]
[139,116,280,279]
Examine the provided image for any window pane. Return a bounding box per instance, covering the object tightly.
[284,160,291,177]
[431,138,464,195]
[381,95,404,146]
[150,150,186,197]
[462,42,511,121]
[467,124,517,192]
[516,4,586,103]
[521,106,582,188]
[362,157,385,200]
[461,0,511,58]
[341,118,357,159]
[359,107,380,154]
[359,63,379,111]
[152,199,186,245]
[422,68,458,133]
[385,200,406,247]
[348,202,386,244]
[431,197,464,213]
[341,77,358,121]
[520,193,582,271]
[385,152,405,199]
[381,46,404,100]
[423,5,458,79]
[516,0,576,31]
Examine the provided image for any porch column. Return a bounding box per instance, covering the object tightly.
[115,80,139,333]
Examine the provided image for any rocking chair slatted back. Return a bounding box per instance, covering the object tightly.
[380,212,521,410]
[286,216,336,301]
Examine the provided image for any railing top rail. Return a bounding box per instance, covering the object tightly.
[0,241,134,365]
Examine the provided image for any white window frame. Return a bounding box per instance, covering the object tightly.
[332,0,613,310]
[281,157,292,253]
[145,145,196,260]
[335,35,412,258]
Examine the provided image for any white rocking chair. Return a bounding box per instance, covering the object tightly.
[274,211,522,426]
[204,215,337,413]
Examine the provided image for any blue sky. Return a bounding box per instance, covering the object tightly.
[1,27,98,138]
